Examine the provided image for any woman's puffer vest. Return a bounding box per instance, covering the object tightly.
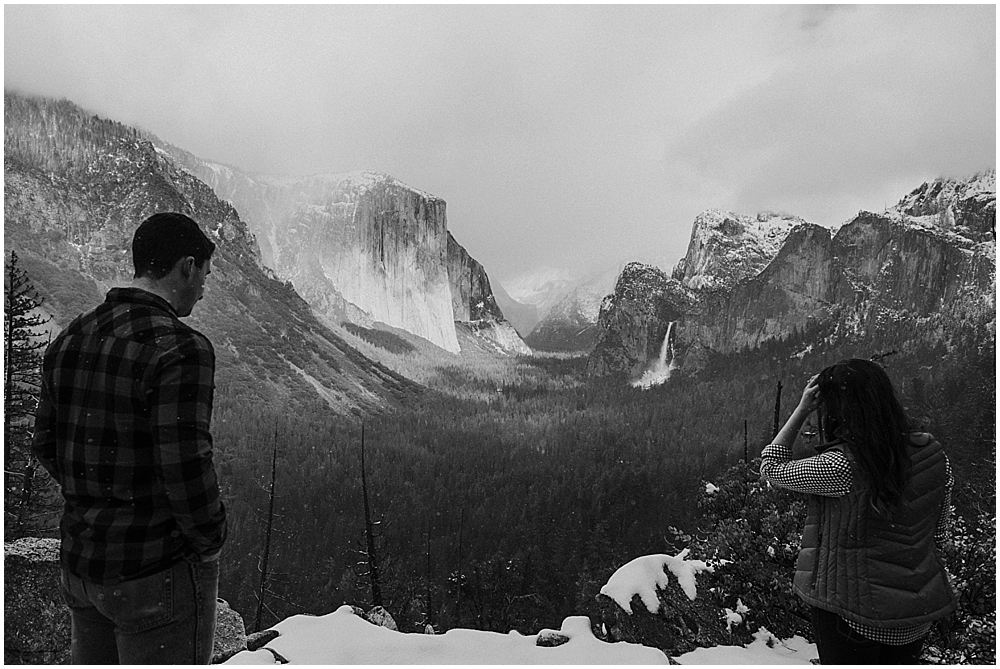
[793,433,958,627]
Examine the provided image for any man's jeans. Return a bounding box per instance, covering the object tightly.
[60,557,219,664]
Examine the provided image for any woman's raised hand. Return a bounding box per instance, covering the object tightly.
[797,374,822,414]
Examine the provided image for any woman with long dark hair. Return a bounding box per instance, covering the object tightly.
[760,358,957,664]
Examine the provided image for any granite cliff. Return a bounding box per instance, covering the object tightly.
[158,144,524,355]
[589,172,996,379]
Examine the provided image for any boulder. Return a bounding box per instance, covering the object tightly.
[535,630,571,647]
[212,599,247,663]
[246,629,280,651]
[364,605,398,630]
[4,538,71,665]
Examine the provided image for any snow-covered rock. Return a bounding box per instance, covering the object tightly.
[675,210,803,292]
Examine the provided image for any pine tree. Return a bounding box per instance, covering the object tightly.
[4,250,52,538]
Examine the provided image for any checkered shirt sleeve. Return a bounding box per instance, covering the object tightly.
[759,442,852,497]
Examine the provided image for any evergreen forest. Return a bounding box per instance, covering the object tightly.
[205,325,994,641]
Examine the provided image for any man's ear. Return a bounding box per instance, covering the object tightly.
[176,256,197,279]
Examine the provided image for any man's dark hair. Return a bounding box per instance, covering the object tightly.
[132,213,215,280]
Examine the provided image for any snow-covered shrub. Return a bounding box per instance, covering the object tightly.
[593,551,746,657]
[923,509,996,664]
[682,460,811,642]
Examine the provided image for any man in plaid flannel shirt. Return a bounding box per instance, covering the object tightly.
[33,212,228,664]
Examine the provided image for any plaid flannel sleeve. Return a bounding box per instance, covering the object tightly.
[31,369,60,481]
[759,442,852,497]
[149,331,227,557]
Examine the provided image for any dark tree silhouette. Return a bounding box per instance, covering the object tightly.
[4,250,51,538]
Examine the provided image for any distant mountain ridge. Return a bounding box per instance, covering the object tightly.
[523,265,621,352]
[589,171,996,379]
[497,264,622,352]
[157,143,527,355]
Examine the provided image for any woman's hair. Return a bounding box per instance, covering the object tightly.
[815,358,912,514]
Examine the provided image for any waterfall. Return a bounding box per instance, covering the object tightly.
[656,321,675,367]
[632,321,678,389]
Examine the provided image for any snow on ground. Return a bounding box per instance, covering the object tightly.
[675,628,818,665]
[225,549,818,665]
[224,607,669,664]
[223,606,818,665]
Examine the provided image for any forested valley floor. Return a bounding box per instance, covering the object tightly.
[210,326,994,637]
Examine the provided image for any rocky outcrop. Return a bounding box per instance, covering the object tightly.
[587,264,696,377]
[589,172,996,378]
[446,232,504,322]
[4,538,70,665]
[213,599,248,663]
[461,320,533,356]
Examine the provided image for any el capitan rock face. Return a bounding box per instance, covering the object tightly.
[589,172,996,378]
[161,144,519,354]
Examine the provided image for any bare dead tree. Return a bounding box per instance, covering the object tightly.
[425,520,434,629]
[772,380,783,438]
[360,422,383,607]
[454,505,465,627]
[254,427,279,633]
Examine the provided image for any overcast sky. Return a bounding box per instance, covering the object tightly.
[5,4,995,285]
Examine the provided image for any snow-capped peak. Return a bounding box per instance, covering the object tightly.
[678,209,805,291]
